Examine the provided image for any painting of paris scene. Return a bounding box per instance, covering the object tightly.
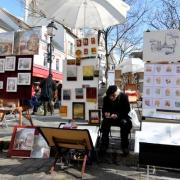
[18,58,32,70]
[143,29,180,62]
[14,29,40,55]
[13,128,35,150]
[0,32,14,56]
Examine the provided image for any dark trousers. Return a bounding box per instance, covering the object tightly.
[42,100,54,115]
[100,118,131,150]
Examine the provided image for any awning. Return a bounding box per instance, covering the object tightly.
[32,64,63,81]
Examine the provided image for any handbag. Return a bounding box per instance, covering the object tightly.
[128,108,140,128]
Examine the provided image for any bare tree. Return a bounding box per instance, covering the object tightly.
[98,0,147,85]
[147,0,180,30]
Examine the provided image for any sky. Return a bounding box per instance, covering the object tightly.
[0,0,24,19]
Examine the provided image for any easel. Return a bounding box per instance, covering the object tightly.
[37,127,94,178]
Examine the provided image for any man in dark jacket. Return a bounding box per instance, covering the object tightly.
[100,85,132,156]
[40,74,56,115]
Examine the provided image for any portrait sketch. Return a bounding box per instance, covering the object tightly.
[18,73,31,85]
[0,58,5,73]
[6,77,17,92]
[5,56,16,71]
[18,58,32,70]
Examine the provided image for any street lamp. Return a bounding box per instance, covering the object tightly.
[46,21,57,75]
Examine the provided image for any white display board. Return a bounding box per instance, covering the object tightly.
[134,122,180,153]
[143,29,180,63]
[142,63,180,120]
[61,36,99,121]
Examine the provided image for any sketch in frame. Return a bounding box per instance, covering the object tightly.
[5,56,16,71]
[12,127,35,150]
[89,110,101,124]
[0,32,14,56]
[63,89,71,100]
[72,102,85,120]
[18,57,32,70]
[75,88,83,99]
[0,81,3,89]
[0,58,5,73]
[6,77,17,92]
[67,65,77,81]
[18,73,31,85]
[14,29,40,55]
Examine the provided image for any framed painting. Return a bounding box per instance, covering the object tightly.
[76,39,81,47]
[91,37,96,45]
[5,56,16,71]
[59,105,68,117]
[86,87,97,102]
[72,102,85,120]
[83,65,94,80]
[75,88,83,99]
[89,110,101,124]
[8,126,35,158]
[0,58,5,73]
[8,126,50,158]
[6,77,17,92]
[67,65,77,81]
[18,73,31,85]
[63,89,71,100]
[67,59,76,65]
[0,81,3,89]
[18,57,32,70]
[0,32,14,56]
[14,30,40,55]
[83,38,88,46]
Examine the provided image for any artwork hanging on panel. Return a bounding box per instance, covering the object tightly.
[18,57,32,70]
[0,81,3,89]
[0,32,14,56]
[63,89,71,100]
[86,87,97,102]
[91,37,96,44]
[76,58,81,65]
[14,29,40,55]
[76,39,81,47]
[83,38,88,46]
[18,73,31,85]
[91,47,97,55]
[75,88,83,99]
[72,102,85,120]
[67,65,77,81]
[6,77,17,92]
[59,105,68,117]
[83,65,94,80]
[67,59,76,65]
[89,110,101,124]
[94,70,99,77]
[5,56,16,71]
[0,58,5,73]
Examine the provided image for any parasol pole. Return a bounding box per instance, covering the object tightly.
[83,0,87,36]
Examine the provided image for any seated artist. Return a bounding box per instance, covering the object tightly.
[100,85,132,157]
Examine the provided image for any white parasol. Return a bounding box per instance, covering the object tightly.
[34,0,130,29]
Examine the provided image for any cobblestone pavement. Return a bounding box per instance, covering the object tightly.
[0,110,180,179]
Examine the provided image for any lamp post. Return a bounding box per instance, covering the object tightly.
[46,21,57,76]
